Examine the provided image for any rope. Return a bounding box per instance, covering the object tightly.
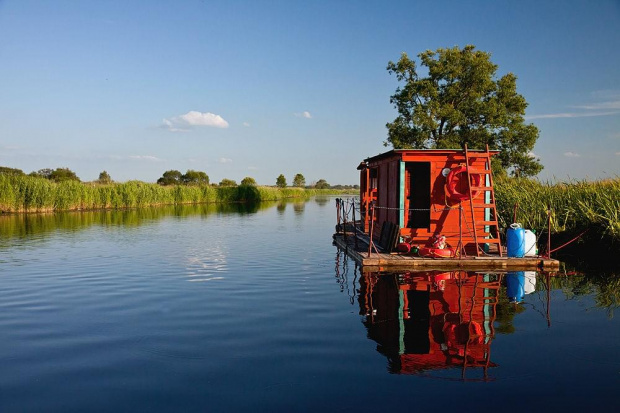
[549,228,590,254]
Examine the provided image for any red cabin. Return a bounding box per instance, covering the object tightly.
[358,147,502,256]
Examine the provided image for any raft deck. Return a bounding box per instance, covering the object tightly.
[333,232,561,272]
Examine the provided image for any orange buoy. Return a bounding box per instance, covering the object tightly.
[445,165,482,202]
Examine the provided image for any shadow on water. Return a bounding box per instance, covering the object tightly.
[333,248,620,380]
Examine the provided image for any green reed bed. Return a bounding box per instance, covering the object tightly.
[494,177,620,242]
[0,174,348,213]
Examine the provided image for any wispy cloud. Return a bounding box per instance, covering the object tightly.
[243,122,250,127]
[294,111,312,119]
[161,111,229,132]
[563,152,581,158]
[615,152,620,156]
[526,111,619,120]
[128,155,163,162]
[527,90,620,120]
[217,157,232,163]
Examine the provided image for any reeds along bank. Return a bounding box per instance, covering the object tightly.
[494,177,620,242]
[0,174,342,213]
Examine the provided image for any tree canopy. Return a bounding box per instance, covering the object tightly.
[32,167,80,182]
[219,178,237,187]
[240,176,257,186]
[0,166,25,176]
[157,170,182,185]
[97,171,112,184]
[276,174,287,188]
[315,179,329,189]
[385,45,542,177]
[181,170,209,185]
[292,173,306,188]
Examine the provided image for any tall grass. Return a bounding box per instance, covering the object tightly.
[495,177,620,242]
[0,174,350,213]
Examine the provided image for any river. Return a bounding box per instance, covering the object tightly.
[0,198,618,411]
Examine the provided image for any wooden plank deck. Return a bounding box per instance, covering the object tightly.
[333,232,560,272]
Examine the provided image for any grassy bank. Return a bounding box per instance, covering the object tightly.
[494,177,620,244]
[0,174,353,213]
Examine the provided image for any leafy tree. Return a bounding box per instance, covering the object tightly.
[219,178,237,187]
[97,170,112,184]
[315,179,329,189]
[240,176,257,186]
[292,173,306,188]
[157,170,182,185]
[181,170,209,185]
[30,168,54,179]
[276,174,287,188]
[49,168,80,182]
[385,45,542,177]
[0,166,25,176]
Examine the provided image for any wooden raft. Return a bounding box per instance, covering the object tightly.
[333,232,560,272]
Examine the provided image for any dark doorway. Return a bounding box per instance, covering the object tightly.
[407,162,431,228]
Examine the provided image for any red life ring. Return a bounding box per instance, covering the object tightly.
[419,247,455,258]
[445,165,482,202]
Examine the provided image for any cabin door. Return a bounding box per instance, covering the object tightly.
[406,162,431,229]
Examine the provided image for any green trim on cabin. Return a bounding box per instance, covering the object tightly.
[399,161,405,230]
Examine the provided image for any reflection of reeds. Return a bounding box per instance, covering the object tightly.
[495,177,620,242]
[0,174,350,213]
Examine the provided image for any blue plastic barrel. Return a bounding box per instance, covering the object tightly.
[506,271,525,303]
[507,224,525,257]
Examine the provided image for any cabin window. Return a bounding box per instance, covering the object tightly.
[406,162,431,229]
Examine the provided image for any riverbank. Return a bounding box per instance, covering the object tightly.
[0,174,355,213]
[494,177,620,252]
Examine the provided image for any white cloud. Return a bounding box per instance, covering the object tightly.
[217,157,232,163]
[574,101,620,110]
[526,111,619,120]
[243,122,250,127]
[294,111,312,119]
[563,152,581,158]
[161,110,229,132]
[128,155,163,162]
[528,151,539,159]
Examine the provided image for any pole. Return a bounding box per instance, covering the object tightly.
[368,202,375,258]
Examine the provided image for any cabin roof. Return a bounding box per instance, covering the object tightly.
[361,149,499,165]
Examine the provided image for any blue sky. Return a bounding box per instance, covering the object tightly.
[1,0,619,184]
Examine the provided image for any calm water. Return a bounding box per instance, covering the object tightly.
[1,199,619,412]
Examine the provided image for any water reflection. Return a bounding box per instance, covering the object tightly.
[0,197,334,245]
[358,271,502,379]
[334,255,565,379]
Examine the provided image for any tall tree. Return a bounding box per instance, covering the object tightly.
[276,174,287,188]
[315,179,329,189]
[386,45,542,177]
[219,178,237,187]
[157,170,182,185]
[240,176,257,186]
[97,170,112,184]
[49,168,80,182]
[292,173,306,188]
[181,170,209,185]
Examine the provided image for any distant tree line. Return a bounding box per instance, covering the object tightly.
[0,166,357,189]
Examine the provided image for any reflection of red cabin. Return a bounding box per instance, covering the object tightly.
[358,148,501,255]
[358,271,500,377]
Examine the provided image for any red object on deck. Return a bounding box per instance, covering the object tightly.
[419,247,455,258]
